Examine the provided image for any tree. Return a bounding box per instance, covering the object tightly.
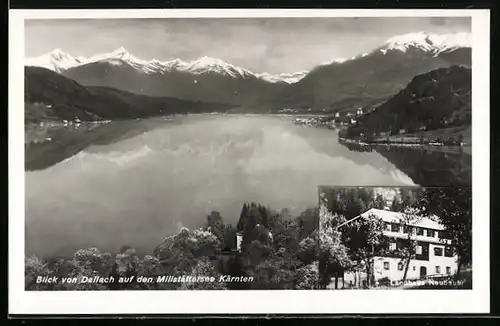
[342,213,387,287]
[319,226,351,289]
[295,207,319,239]
[46,248,115,291]
[344,193,369,220]
[296,261,320,289]
[400,188,419,209]
[391,196,403,212]
[27,200,324,291]
[416,187,472,279]
[206,211,225,243]
[73,247,114,277]
[109,245,139,290]
[221,224,237,251]
[318,204,352,289]
[236,203,249,232]
[237,202,271,250]
[153,227,221,282]
[372,194,387,209]
[297,234,318,265]
[25,256,53,290]
[251,256,299,290]
[321,187,370,220]
[258,204,270,229]
[397,207,423,285]
[219,254,250,290]
[244,240,273,267]
[179,257,227,290]
[137,255,167,289]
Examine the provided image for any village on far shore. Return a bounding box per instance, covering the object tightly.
[287,106,470,147]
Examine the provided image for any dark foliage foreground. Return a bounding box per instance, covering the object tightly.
[26,203,320,290]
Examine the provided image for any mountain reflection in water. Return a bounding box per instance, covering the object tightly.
[340,141,472,186]
[25,118,173,171]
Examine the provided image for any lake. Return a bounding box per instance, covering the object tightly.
[25,114,471,257]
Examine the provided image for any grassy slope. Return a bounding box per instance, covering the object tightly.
[345,65,471,140]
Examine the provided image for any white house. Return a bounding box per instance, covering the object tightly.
[236,232,243,252]
[338,208,458,286]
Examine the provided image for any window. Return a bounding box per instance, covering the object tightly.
[427,229,435,237]
[445,247,454,257]
[413,266,416,271]
[446,267,451,275]
[403,225,413,234]
[389,242,397,251]
[416,245,423,255]
[391,223,401,233]
[434,247,443,256]
[384,262,390,270]
[435,266,441,274]
[398,262,404,271]
[385,222,391,231]
[416,227,424,236]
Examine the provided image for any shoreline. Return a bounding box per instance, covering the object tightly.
[337,137,469,148]
[25,112,310,128]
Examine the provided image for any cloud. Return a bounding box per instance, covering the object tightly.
[25,17,471,74]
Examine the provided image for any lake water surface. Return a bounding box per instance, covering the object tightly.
[25,115,471,257]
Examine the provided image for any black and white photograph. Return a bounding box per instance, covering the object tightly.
[9,8,490,314]
[23,15,473,291]
[318,186,472,290]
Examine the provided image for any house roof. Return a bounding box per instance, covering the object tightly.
[338,208,444,230]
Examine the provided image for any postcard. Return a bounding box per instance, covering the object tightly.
[9,8,490,315]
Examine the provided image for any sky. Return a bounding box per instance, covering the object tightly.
[25,17,470,74]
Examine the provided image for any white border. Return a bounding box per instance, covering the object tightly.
[9,9,490,315]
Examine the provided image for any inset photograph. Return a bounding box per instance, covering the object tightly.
[318,186,472,290]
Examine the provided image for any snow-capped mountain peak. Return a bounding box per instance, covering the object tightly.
[110,46,129,56]
[86,47,148,66]
[191,56,226,66]
[160,58,189,72]
[320,57,348,66]
[256,71,308,84]
[181,56,254,78]
[48,48,67,59]
[25,48,85,73]
[75,56,87,62]
[380,31,471,55]
[25,48,305,81]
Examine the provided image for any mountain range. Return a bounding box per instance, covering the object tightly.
[25,31,472,115]
[274,32,471,112]
[25,47,308,84]
[25,66,232,124]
